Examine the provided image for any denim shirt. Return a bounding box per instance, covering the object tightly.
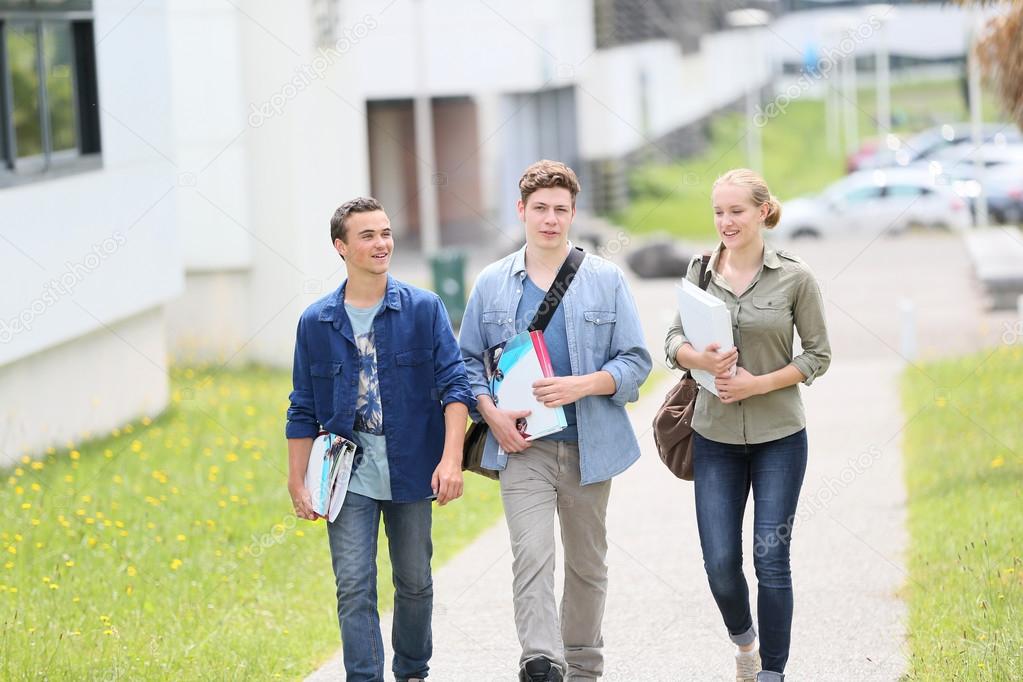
[286,276,474,502]
[459,246,652,485]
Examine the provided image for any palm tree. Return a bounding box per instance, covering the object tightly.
[953,0,1023,129]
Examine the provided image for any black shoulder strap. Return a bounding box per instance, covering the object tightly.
[697,253,711,290]
[528,246,585,333]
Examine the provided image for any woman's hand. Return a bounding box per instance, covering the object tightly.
[715,367,763,404]
[699,342,738,376]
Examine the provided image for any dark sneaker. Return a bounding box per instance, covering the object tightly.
[519,657,563,682]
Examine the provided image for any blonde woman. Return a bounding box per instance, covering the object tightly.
[665,169,831,682]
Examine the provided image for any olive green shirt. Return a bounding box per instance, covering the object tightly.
[664,241,831,445]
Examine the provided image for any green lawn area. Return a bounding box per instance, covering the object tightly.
[901,346,1023,680]
[615,78,1008,240]
[0,366,503,680]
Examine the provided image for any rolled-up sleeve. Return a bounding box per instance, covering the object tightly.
[600,269,653,406]
[790,268,831,386]
[432,295,474,409]
[285,316,320,439]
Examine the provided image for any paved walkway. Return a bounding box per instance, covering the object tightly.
[309,233,1013,681]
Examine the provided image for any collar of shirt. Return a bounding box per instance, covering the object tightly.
[707,239,783,296]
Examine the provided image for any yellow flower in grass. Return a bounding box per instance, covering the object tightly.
[176,534,186,542]
[21,503,31,510]
[30,462,43,471]
[169,558,183,571]
[127,566,137,577]
[990,457,1005,468]
[30,483,40,492]
[70,450,80,461]
[130,440,143,453]
[226,452,239,462]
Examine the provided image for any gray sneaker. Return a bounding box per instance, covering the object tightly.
[735,649,762,682]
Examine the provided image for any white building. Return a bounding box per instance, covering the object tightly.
[1,0,775,465]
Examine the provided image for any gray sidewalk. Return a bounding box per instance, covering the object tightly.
[309,233,1013,681]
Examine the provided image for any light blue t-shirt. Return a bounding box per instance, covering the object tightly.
[344,299,391,500]
[514,276,579,441]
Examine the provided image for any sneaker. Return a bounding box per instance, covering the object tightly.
[519,657,564,682]
[735,648,762,682]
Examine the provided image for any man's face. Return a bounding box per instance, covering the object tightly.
[335,210,393,275]
[517,187,574,251]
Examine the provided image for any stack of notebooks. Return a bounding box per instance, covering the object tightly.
[304,432,358,522]
[484,330,566,448]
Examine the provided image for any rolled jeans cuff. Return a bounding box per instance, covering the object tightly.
[757,671,784,682]
[729,625,757,647]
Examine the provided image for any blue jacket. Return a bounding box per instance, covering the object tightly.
[458,246,652,484]
[286,276,474,502]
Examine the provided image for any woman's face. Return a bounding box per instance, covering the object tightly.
[712,182,766,250]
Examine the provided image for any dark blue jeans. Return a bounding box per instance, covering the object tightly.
[326,492,433,682]
[693,429,807,676]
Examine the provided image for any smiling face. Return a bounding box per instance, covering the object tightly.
[335,210,392,276]
[518,186,575,253]
[712,182,768,249]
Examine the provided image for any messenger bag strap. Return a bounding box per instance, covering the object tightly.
[528,245,586,333]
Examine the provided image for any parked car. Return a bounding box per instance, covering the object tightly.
[853,123,1022,171]
[775,168,973,239]
[905,152,1023,225]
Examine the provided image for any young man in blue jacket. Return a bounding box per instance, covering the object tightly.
[286,197,473,682]
[459,161,652,682]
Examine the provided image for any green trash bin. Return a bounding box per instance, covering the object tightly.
[430,249,466,327]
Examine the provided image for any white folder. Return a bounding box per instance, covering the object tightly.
[675,279,736,396]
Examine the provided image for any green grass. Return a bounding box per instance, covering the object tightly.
[901,346,1023,680]
[0,366,503,680]
[615,79,1008,240]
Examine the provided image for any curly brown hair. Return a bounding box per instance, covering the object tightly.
[518,160,581,207]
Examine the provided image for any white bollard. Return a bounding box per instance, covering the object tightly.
[899,298,917,361]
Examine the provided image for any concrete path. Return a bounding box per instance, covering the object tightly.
[309,233,1014,681]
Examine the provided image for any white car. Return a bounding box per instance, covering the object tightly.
[775,169,973,239]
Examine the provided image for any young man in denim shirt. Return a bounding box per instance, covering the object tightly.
[459,161,652,681]
[286,197,473,682]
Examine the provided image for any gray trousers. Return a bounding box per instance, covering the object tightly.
[500,440,612,681]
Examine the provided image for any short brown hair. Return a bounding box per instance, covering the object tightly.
[518,160,581,206]
[330,196,384,244]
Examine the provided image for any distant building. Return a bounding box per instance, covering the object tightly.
[0,0,782,463]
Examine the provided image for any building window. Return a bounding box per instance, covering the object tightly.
[1,1,100,184]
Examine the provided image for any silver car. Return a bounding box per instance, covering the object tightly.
[775,169,973,239]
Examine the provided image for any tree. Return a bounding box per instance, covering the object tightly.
[952,0,1023,129]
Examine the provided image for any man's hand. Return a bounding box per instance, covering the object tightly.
[715,367,763,404]
[432,453,464,506]
[481,402,531,453]
[532,375,592,408]
[288,480,321,521]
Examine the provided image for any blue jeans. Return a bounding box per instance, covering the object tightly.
[326,492,433,682]
[693,429,807,676]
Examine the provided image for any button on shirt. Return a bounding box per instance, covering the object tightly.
[664,241,831,445]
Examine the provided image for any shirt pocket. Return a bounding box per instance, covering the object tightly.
[582,310,617,356]
[309,361,343,413]
[395,348,435,401]
[750,295,791,331]
[481,310,515,348]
